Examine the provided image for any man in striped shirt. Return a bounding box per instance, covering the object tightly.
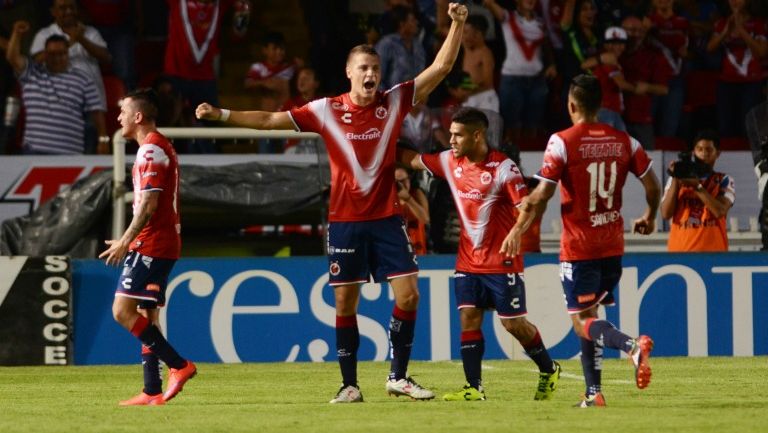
[6,20,106,154]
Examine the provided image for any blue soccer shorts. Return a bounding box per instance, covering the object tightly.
[453,272,527,319]
[115,250,176,308]
[560,255,622,314]
[327,215,418,286]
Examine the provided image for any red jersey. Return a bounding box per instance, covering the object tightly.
[246,61,296,81]
[647,12,689,76]
[421,149,527,273]
[621,44,671,124]
[164,0,235,80]
[537,123,652,261]
[592,63,623,113]
[131,132,181,259]
[714,17,767,82]
[289,81,416,222]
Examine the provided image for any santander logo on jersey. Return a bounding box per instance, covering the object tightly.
[345,128,382,141]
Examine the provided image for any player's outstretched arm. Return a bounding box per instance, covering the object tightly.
[500,181,556,257]
[397,147,427,171]
[413,2,467,104]
[99,191,160,266]
[632,169,661,235]
[195,103,294,130]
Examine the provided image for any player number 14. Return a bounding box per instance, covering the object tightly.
[586,161,616,212]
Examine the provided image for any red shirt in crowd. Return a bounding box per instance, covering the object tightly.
[164,0,235,80]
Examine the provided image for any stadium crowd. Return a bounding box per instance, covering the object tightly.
[0,0,763,251]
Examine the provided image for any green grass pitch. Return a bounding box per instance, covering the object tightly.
[1,357,765,433]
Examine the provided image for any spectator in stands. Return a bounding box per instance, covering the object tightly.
[79,0,138,91]
[281,66,321,154]
[646,0,689,138]
[461,14,499,113]
[375,5,426,90]
[395,164,430,255]
[661,130,735,252]
[30,0,111,107]
[246,31,301,112]
[0,0,44,154]
[401,100,448,153]
[558,0,600,128]
[485,0,556,144]
[163,0,251,153]
[678,0,721,70]
[373,0,436,56]
[621,15,670,150]
[706,0,767,138]
[440,70,475,124]
[580,26,637,131]
[6,21,107,154]
[153,75,188,128]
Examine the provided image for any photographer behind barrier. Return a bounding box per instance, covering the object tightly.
[661,130,735,252]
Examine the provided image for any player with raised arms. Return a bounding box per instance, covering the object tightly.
[196,2,469,404]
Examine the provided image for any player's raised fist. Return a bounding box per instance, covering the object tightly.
[195,103,220,121]
[448,3,468,23]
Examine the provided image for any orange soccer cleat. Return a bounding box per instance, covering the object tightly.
[119,392,165,406]
[631,335,654,389]
[163,361,197,402]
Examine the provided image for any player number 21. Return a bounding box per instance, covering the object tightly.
[586,161,616,212]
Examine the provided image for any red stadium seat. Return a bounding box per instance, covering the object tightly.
[103,75,126,138]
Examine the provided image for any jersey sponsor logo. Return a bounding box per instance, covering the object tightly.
[331,102,349,111]
[375,106,388,119]
[457,188,483,200]
[328,246,356,254]
[579,142,623,159]
[480,172,492,185]
[345,127,382,141]
[485,161,500,168]
[142,171,157,178]
[515,183,526,191]
[329,261,341,276]
[588,129,606,136]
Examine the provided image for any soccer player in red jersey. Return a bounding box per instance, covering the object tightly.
[401,107,561,401]
[196,2,469,404]
[500,75,661,407]
[100,88,196,405]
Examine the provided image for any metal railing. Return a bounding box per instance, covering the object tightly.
[110,127,323,239]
